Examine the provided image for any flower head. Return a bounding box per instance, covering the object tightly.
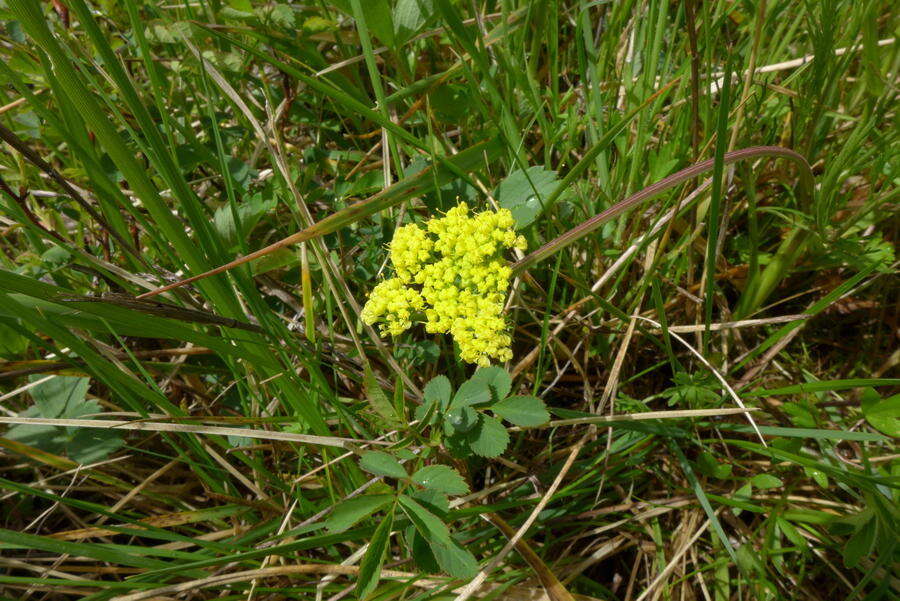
[362,203,525,366]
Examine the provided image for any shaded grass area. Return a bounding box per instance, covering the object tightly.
[0,1,897,600]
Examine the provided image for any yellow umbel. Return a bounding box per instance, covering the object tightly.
[361,203,526,366]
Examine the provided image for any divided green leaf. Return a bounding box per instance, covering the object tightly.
[5,376,123,464]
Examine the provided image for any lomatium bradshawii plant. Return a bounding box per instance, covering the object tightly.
[362,202,526,365]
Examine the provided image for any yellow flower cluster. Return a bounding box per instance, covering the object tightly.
[361,203,526,366]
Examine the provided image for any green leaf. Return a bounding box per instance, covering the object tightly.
[6,376,124,464]
[430,538,479,578]
[0,322,29,358]
[861,389,899,438]
[334,0,394,47]
[411,465,470,495]
[696,451,733,479]
[805,467,828,488]
[226,0,253,11]
[423,375,452,410]
[842,517,876,568]
[408,488,450,518]
[494,165,559,228]
[732,482,753,516]
[451,377,491,409]
[213,194,273,248]
[30,375,90,417]
[444,405,478,434]
[393,0,433,44]
[357,505,394,599]
[469,366,512,400]
[776,517,807,550]
[665,372,720,406]
[398,494,451,544]
[359,451,407,479]
[751,474,783,489]
[467,415,509,458]
[67,427,127,464]
[407,526,440,573]
[261,4,295,27]
[490,395,550,427]
[364,368,401,426]
[326,494,394,533]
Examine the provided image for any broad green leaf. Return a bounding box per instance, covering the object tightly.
[751,474,783,489]
[450,377,491,409]
[445,405,478,434]
[325,494,394,533]
[423,375,452,409]
[67,427,127,464]
[842,517,876,568]
[467,415,509,458]
[398,494,451,544]
[861,389,899,438]
[494,165,559,228]
[357,505,394,599]
[490,395,549,427]
[359,451,407,479]
[411,465,469,495]
[430,538,479,578]
[469,366,512,401]
[393,0,433,44]
[213,194,273,249]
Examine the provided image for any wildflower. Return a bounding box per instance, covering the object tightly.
[362,203,525,366]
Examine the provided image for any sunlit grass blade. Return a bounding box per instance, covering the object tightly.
[512,146,814,274]
[138,137,503,298]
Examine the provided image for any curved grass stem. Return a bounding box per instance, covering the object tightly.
[510,146,815,289]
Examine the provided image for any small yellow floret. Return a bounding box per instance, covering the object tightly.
[361,203,525,365]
